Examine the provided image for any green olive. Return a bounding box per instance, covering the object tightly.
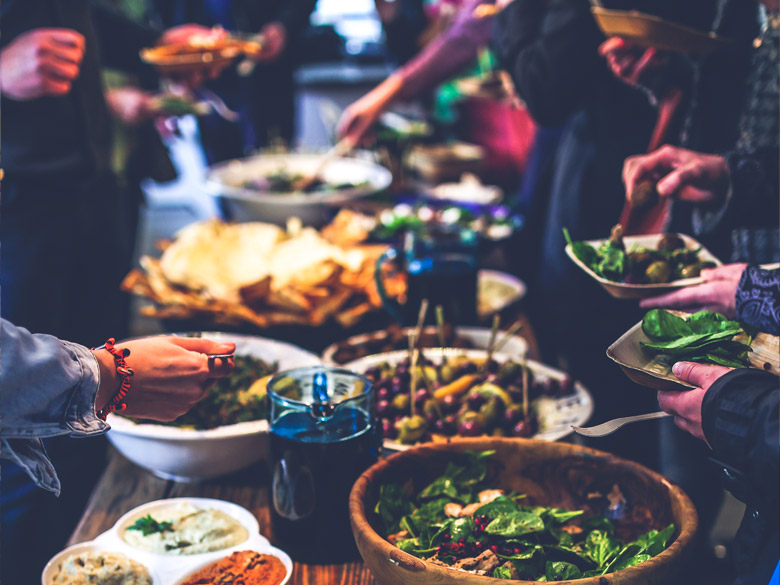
[397,415,427,444]
[392,394,411,413]
[679,263,702,279]
[645,260,672,284]
[423,399,439,419]
[657,233,685,251]
[629,180,659,209]
[440,364,456,384]
[479,397,504,426]
[491,427,506,437]
[498,361,521,381]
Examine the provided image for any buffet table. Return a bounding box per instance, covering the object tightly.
[67,317,542,584]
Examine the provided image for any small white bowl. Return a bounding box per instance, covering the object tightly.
[171,546,292,585]
[114,497,264,556]
[42,541,161,585]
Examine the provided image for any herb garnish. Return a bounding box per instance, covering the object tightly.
[127,514,174,536]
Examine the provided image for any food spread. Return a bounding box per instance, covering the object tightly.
[50,551,152,585]
[122,504,249,555]
[177,551,286,585]
[376,451,676,580]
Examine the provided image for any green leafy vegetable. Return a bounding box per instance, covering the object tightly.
[127,514,173,536]
[485,511,545,537]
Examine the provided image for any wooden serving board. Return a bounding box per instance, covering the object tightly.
[607,312,780,391]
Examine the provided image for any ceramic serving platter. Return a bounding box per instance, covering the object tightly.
[608,312,780,391]
[42,498,291,585]
[566,233,721,299]
[344,348,594,450]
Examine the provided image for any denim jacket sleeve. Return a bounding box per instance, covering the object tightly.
[0,319,109,494]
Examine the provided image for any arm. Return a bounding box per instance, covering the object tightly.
[492,0,605,126]
[736,266,780,336]
[702,368,779,516]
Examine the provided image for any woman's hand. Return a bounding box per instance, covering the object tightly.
[623,145,731,204]
[658,361,732,443]
[640,263,747,317]
[598,37,663,87]
[94,337,235,422]
[0,28,85,100]
[252,22,287,62]
[336,75,403,147]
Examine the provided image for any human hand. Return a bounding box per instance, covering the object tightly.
[105,87,156,126]
[157,25,230,89]
[658,361,731,442]
[623,145,730,204]
[252,22,287,63]
[0,28,85,100]
[336,76,402,147]
[598,37,664,87]
[640,263,747,317]
[94,337,235,422]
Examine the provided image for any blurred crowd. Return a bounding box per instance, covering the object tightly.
[0,0,778,584]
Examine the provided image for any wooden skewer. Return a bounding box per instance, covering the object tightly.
[492,319,525,356]
[435,305,446,348]
[482,314,501,373]
[521,353,529,420]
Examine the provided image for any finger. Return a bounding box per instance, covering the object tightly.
[611,52,637,77]
[676,184,716,203]
[701,263,747,282]
[628,48,658,83]
[43,41,84,66]
[43,29,86,51]
[672,361,731,389]
[205,354,235,378]
[40,56,80,81]
[168,336,236,355]
[622,148,678,196]
[598,37,628,56]
[657,390,681,416]
[42,78,72,95]
[657,163,705,198]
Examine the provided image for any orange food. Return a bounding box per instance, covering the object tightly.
[179,551,286,585]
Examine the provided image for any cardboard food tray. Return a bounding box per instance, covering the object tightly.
[591,7,730,55]
[608,312,780,391]
[566,233,722,300]
[140,38,261,74]
[41,498,292,585]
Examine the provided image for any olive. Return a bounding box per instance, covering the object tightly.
[679,263,702,279]
[491,427,507,437]
[512,419,535,438]
[498,362,521,382]
[645,260,672,284]
[701,261,717,269]
[440,364,456,384]
[422,399,439,419]
[391,376,404,395]
[376,400,392,417]
[432,419,449,435]
[657,233,685,251]
[391,394,411,413]
[414,388,431,406]
[479,396,505,426]
[377,387,391,401]
[485,359,499,373]
[503,404,524,427]
[558,375,575,397]
[381,419,397,439]
[629,180,659,209]
[466,391,486,411]
[443,414,459,429]
[628,251,654,279]
[440,394,460,414]
[608,224,625,251]
[507,385,523,404]
[672,248,698,266]
[397,415,428,444]
[458,419,483,437]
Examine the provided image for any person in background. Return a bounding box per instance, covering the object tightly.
[148,0,318,163]
[0,5,220,583]
[337,0,497,147]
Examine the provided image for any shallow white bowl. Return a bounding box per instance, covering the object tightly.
[42,541,161,585]
[207,152,392,226]
[106,333,320,481]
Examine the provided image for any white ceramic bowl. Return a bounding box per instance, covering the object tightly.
[321,325,528,365]
[106,333,320,481]
[207,152,392,226]
[42,541,161,585]
[344,348,593,450]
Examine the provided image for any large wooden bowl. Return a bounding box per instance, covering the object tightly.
[349,439,697,585]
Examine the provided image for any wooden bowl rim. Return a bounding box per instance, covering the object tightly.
[349,438,698,584]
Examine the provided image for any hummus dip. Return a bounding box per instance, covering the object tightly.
[50,551,152,585]
[122,503,249,555]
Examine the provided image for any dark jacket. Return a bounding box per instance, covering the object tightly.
[737,266,780,336]
[0,0,159,181]
[702,368,779,585]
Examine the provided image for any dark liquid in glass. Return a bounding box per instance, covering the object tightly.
[269,407,377,563]
[406,254,478,325]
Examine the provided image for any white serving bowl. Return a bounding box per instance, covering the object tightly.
[344,348,593,450]
[42,541,161,585]
[106,333,320,481]
[207,152,392,226]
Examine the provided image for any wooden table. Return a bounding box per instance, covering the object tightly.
[68,319,542,584]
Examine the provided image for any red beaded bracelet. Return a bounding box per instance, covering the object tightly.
[93,338,134,421]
